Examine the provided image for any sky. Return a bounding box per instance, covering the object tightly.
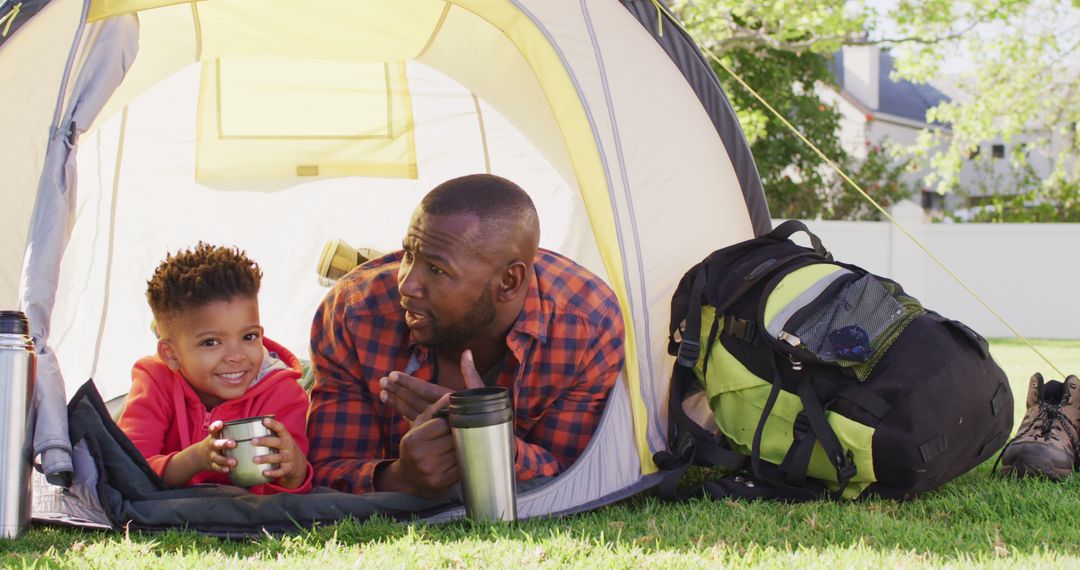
[860,0,975,75]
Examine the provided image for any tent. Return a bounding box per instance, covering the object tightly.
[1,0,770,524]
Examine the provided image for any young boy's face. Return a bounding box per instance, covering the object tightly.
[157,295,264,409]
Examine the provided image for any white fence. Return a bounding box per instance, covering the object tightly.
[777,201,1080,339]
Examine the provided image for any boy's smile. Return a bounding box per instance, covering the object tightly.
[157,296,264,410]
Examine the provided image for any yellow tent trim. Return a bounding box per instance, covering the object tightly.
[89,0,191,21]
[453,0,651,474]
[86,0,656,474]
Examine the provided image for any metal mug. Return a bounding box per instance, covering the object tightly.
[220,415,278,487]
[448,387,516,522]
[0,310,36,538]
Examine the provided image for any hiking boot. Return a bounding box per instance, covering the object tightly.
[998,373,1080,480]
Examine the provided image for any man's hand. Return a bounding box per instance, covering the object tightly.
[251,417,309,489]
[379,350,486,422]
[379,371,452,422]
[374,393,458,497]
[373,351,491,496]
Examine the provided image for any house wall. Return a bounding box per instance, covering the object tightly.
[774,200,1080,339]
[822,88,871,160]
[869,119,920,147]
[821,87,937,192]
[956,130,1066,200]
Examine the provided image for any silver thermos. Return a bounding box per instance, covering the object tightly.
[448,387,517,522]
[0,310,36,538]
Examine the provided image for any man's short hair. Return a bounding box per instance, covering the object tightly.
[421,174,537,226]
[146,242,262,326]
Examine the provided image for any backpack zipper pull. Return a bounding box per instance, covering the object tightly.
[778,331,801,347]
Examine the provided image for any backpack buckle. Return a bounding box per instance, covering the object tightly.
[674,430,696,459]
[835,450,857,483]
[791,414,811,440]
[655,430,696,469]
[676,338,700,368]
[724,316,757,343]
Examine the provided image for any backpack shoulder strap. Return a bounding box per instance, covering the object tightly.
[654,364,746,501]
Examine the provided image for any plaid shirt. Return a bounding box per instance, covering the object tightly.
[308,248,625,494]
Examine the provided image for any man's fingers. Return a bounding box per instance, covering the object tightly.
[415,393,452,426]
[384,371,450,401]
[380,372,451,421]
[460,350,485,390]
[382,392,425,422]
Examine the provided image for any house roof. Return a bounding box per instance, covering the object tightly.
[833,49,950,125]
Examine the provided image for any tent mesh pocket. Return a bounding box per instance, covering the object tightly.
[792,274,924,380]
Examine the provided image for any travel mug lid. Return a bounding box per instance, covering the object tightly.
[449,387,511,415]
[0,311,29,335]
[448,387,513,428]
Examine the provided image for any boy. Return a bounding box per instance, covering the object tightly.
[117,242,312,494]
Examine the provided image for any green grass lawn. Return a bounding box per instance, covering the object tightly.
[4,340,1080,568]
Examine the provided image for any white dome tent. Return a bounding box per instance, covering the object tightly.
[0,0,770,525]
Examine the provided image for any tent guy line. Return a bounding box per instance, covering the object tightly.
[650,0,1065,379]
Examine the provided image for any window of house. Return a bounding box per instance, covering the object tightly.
[920,189,944,211]
[991,144,1005,159]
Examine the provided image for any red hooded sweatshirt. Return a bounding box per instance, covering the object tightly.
[117,337,313,494]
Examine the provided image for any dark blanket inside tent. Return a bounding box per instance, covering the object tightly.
[55,380,464,535]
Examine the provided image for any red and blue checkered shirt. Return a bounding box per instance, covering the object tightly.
[307,248,625,494]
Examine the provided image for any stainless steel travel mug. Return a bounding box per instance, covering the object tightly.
[448,387,516,522]
[0,311,36,538]
[220,415,278,487]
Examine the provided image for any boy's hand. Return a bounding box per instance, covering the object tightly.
[251,417,309,489]
[163,419,235,487]
[201,420,237,474]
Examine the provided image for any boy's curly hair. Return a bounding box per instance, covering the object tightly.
[147,242,262,326]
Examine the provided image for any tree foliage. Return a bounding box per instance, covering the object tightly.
[714,45,854,219]
[670,0,1080,221]
[899,0,1080,222]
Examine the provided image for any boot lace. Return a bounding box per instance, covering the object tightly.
[993,402,1080,474]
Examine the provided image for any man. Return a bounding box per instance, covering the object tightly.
[308,174,625,497]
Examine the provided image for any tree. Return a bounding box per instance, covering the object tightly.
[714,45,853,219]
[670,0,1079,221]
[673,1,868,219]
[895,0,1080,223]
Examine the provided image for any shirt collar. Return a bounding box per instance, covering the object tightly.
[509,268,547,344]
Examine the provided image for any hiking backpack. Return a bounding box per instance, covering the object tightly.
[656,220,1014,500]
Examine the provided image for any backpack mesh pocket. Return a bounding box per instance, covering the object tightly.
[790,274,924,380]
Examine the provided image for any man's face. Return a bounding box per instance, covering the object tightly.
[398,210,499,348]
[157,296,265,409]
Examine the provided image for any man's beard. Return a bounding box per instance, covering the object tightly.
[422,286,497,349]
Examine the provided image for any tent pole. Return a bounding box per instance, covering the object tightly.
[89,106,127,378]
[471,93,492,174]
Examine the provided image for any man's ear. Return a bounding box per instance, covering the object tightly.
[157,339,181,371]
[496,260,529,302]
